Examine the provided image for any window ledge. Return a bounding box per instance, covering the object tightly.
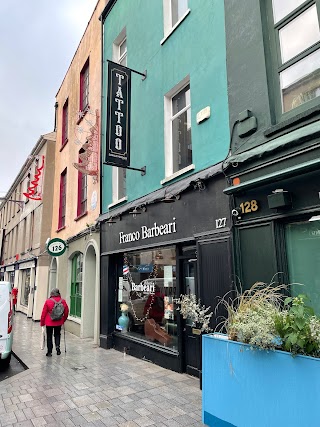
[56,225,66,233]
[59,140,68,152]
[160,8,191,45]
[264,104,320,137]
[67,315,81,324]
[74,211,88,221]
[108,197,128,209]
[160,164,195,185]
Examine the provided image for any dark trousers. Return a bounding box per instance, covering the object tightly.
[46,325,61,352]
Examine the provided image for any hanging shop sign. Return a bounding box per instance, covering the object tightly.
[73,109,99,183]
[47,238,67,257]
[23,155,45,201]
[105,62,131,167]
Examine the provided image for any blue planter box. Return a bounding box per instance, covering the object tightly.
[202,333,320,427]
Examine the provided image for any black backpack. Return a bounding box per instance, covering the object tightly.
[50,297,65,321]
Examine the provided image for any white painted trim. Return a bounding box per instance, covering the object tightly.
[108,196,128,209]
[164,76,191,178]
[161,8,191,45]
[160,164,195,184]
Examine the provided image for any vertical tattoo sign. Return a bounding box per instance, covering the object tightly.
[105,61,131,167]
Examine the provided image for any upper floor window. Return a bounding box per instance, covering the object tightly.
[58,168,67,229]
[271,0,320,114]
[77,152,87,218]
[163,0,189,39]
[80,59,89,112]
[62,99,69,146]
[118,38,127,66]
[164,78,192,177]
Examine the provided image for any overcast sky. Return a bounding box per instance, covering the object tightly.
[0,0,97,195]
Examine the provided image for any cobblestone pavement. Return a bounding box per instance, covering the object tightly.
[0,313,205,426]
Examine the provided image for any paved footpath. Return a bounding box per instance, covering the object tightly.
[0,313,206,427]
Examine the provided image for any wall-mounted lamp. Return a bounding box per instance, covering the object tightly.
[267,189,292,209]
[129,205,147,218]
[191,179,206,192]
[161,194,181,203]
[309,215,320,222]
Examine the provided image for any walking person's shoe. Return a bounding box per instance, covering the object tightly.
[46,352,52,357]
[56,347,61,355]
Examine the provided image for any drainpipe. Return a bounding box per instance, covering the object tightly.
[54,101,58,131]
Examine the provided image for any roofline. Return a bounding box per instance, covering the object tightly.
[55,0,101,97]
[0,132,56,204]
[100,0,117,23]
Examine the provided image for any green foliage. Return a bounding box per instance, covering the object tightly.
[218,283,320,358]
[275,295,320,357]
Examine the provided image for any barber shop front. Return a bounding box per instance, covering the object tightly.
[99,170,233,375]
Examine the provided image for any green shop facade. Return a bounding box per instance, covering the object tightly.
[223,0,320,311]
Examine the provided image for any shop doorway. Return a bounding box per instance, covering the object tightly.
[180,246,201,377]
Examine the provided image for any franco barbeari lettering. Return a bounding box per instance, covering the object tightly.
[119,218,177,244]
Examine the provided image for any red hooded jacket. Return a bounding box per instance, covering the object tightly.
[40,296,69,327]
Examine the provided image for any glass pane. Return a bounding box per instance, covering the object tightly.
[272,0,306,23]
[118,167,126,200]
[171,0,188,27]
[119,39,127,57]
[172,84,190,116]
[279,6,320,63]
[119,56,127,67]
[285,221,320,315]
[280,49,320,112]
[172,108,192,173]
[120,248,178,350]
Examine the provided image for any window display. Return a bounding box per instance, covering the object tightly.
[117,247,178,350]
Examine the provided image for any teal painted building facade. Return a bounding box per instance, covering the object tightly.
[99,0,232,375]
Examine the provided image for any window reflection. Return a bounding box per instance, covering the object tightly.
[279,6,320,64]
[281,49,320,112]
[119,247,178,350]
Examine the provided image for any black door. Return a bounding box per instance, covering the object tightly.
[180,246,202,377]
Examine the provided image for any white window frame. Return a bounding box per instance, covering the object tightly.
[161,0,191,45]
[162,76,194,184]
[110,28,128,206]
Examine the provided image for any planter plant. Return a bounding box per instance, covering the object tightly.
[202,282,320,427]
[177,293,213,333]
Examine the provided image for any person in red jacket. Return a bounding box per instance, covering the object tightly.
[11,287,18,314]
[40,288,69,357]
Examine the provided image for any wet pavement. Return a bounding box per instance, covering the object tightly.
[0,354,26,382]
[0,313,205,426]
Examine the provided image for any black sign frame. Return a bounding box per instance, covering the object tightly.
[105,61,131,167]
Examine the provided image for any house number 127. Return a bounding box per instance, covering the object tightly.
[215,218,226,229]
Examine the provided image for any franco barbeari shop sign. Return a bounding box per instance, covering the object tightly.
[119,218,177,244]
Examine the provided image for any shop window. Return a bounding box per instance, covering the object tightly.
[70,253,83,318]
[118,247,178,350]
[21,269,30,307]
[285,220,320,314]
[164,78,192,179]
[268,0,320,116]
